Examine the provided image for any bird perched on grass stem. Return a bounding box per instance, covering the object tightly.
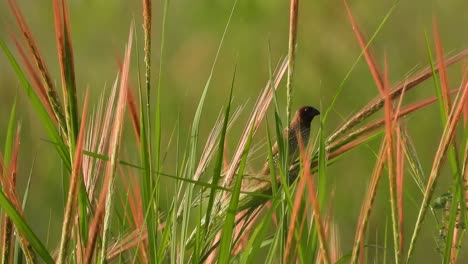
[263,105,320,175]
[243,106,321,192]
[233,106,320,253]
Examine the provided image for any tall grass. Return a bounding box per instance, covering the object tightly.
[1,0,468,263]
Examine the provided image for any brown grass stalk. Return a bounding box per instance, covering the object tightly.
[57,90,88,264]
[286,0,299,150]
[284,156,307,262]
[350,139,387,263]
[143,0,152,97]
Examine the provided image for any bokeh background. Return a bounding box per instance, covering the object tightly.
[1,0,468,262]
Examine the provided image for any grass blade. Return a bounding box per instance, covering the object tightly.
[218,122,255,263]
[57,90,88,264]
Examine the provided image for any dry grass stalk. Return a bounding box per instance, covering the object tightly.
[84,28,133,263]
[351,140,387,263]
[143,0,152,97]
[57,90,88,264]
[327,48,468,145]
[222,58,288,188]
[82,81,118,198]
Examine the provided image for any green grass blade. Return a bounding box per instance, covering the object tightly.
[241,196,280,263]
[0,38,70,170]
[424,33,465,264]
[14,156,34,264]
[3,98,17,165]
[265,120,278,195]
[201,66,235,252]
[218,121,255,263]
[0,189,53,263]
[134,22,158,262]
[179,2,237,262]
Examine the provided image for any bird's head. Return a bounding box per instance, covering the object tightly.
[296,106,320,126]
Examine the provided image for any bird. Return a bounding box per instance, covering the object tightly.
[242,106,321,192]
[262,106,320,175]
[233,106,320,254]
[202,106,320,261]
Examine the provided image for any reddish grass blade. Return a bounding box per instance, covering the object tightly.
[284,159,307,262]
[382,54,401,262]
[0,126,35,263]
[7,30,57,125]
[127,89,141,144]
[57,90,89,264]
[53,0,79,147]
[119,168,148,262]
[461,68,468,125]
[344,0,384,94]
[327,49,468,145]
[396,124,405,253]
[116,56,141,144]
[433,18,451,114]
[326,87,460,160]
[84,28,133,263]
[317,193,337,263]
[296,131,330,263]
[7,0,66,132]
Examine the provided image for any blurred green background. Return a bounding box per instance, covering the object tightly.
[1,0,468,262]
